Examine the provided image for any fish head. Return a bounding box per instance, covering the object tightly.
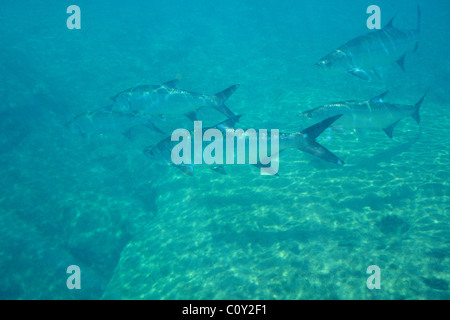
[301,110,315,119]
[143,145,158,158]
[315,50,348,70]
[299,107,328,122]
[111,93,132,112]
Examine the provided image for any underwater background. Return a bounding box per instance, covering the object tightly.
[0,0,449,299]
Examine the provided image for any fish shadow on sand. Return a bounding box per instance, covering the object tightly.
[357,131,422,170]
[376,215,410,235]
[421,277,449,291]
[212,224,361,250]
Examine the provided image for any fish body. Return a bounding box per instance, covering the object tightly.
[111,79,239,120]
[316,7,421,80]
[301,91,427,138]
[144,114,344,175]
[68,106,154,136]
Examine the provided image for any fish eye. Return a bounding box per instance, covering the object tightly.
[315,60,331,68]
[301,112,312,118]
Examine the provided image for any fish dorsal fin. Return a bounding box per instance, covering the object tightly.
[371,91,389,103]
[162,79,180,88]
[384,14,397,29]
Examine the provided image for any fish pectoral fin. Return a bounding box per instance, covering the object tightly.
[215,115,242,130]
[372,67,384,80]
[397,53,407,72]
[144,120,165,134]
[383,120,401,138]
[173,164,194,176]
[348,68,371,81]
[185,111,198,121]
[211,165,227,175]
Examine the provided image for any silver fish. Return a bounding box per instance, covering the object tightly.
[68,106,159,136]
[300,90,428,138]
[110,79,239,132]
[316,7,421,80]
[144,114,344,176]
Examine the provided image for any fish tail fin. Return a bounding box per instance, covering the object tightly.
[213,85,240,118]
[412,89,428,124]
[214,114,242,130]
[216,104,238,118]
[298,114,345,165]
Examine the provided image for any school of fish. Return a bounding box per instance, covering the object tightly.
[68,7,427,175]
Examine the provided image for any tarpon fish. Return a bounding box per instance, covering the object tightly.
[68,106,158,136]
[315,7,421,80]
[300,90,428,138]
[110,79,239,133]
[144,114,344,176]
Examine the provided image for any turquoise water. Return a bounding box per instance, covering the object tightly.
[1,0,449,299]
